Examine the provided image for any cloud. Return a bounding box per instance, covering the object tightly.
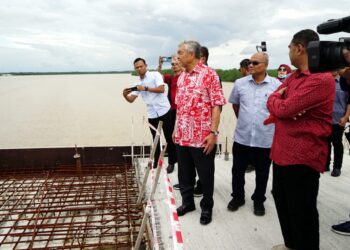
[0,0,349,72]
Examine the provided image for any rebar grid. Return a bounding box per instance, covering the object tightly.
[0,164,149,249]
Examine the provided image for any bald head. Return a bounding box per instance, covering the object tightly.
[249,52,269,81]
[251,52,269,66]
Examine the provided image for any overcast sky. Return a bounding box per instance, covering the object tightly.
[0,0,349,72]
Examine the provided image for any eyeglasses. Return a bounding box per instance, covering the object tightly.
[248,61,264,66]
[278,67,287,72]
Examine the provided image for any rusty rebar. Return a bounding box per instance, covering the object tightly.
[0,164,150,249]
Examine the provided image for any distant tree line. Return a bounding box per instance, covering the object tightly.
[153,68,279,82]
[3,68,279,81]
[1,71,133,76]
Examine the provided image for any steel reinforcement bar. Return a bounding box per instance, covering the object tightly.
[0,164,150,249]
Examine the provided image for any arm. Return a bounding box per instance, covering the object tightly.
[137,84,165,93]
[228,79,240,115]
[339,104,350,126]
[203,106,221,155]
[122,88,137,103]
[232,104,239,118]
[267,75,333,118]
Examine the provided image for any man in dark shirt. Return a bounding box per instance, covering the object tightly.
[326,70,350,177]
[267,29,335,250]
[331,49,350,236]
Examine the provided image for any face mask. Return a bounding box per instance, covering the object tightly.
[278,71,287,78]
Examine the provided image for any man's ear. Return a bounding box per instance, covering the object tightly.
[297,43,306,55]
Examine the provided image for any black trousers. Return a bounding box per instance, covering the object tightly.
[326,124,345,170]
[176,144,216,211]
[148,110,177,168]
[231,142,271,203]
[272,163,320,250]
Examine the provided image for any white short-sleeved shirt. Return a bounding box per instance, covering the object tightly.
[229,74,281,148]
[130,71,170,119]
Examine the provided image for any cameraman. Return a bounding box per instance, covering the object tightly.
[267,29,335,249]
[331,48,350,236]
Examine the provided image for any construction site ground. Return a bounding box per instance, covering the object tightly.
[144,153,350,250]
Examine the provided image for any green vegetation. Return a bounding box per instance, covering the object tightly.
[215,69,279,82]
[136,68,279,82]
[1,71,133,76]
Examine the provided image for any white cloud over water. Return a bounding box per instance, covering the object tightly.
[0,0,349,72]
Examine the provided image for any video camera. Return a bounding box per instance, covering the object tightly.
[308,15,350,72]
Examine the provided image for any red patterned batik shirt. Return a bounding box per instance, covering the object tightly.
[174,63,227,148]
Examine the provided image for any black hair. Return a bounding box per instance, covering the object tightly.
[292,29,319,48]
[240,59,250,68]
[133,57,146,65]
[200,46,209,61]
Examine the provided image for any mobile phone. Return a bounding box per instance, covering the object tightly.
[127,86,138,91]
[162,56,172,63]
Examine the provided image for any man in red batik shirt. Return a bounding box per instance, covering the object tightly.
[173,40,226,225]
[267,29,335,250]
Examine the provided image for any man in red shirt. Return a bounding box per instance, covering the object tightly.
[158,55,182,174]
[173,40,226,225]
[267,30,335,250]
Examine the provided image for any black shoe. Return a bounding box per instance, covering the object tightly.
[167,164,174,174]
[331,168,341,177]
[194,185,203,197]
[246,164,255,173]
[173,184,180,190]
[200,210,212,225]
[176,203,196,216]
[331,220,350,235]
[227,198,245,211]
[253,202,265,216]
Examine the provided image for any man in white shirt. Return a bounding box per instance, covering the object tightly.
[123,58,177,169]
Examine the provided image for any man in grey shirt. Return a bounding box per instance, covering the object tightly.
[227,52,280,216]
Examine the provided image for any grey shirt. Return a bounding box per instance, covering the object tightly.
[229,74,281,148]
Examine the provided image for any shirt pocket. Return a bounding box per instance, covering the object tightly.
[255,89,273,106]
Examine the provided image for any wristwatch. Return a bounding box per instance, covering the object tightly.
[210,130,219,136]
[144,86,148,91]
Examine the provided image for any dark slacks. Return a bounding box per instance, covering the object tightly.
[327,124,345,170]
[231,142,271,203]
[148,109,177,168]
[176,144,216,211]
[272,163,320,250]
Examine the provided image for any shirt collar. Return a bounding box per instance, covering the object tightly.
[248,73,271,85]
[139,71,150,80]
[186,62,205,74]
[295,69,311,78]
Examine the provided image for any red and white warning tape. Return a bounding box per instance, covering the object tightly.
[144,118,184,249]
[163,171,184,250]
